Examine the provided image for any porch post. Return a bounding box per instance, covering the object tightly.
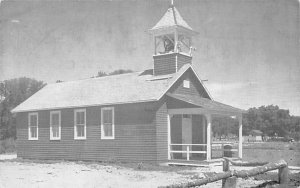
[238,114,243,159]
[205,114,212,161]
[167,114,171,160]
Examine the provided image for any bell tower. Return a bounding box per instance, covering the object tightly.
[148,3,198,76]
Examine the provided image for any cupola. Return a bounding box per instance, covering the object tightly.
[148,3,198,76]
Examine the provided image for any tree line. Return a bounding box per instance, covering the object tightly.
[1,75,300,141]
[212,105,300,141]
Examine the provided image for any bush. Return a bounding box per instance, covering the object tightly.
[0,137,16,154]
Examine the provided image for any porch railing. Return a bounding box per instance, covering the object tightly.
[169,142,239,161]
[169,144,207,161]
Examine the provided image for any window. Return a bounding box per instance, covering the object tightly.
[50,111,61,140]
[183,80,190,88]
[101,107,114,139]
[28,113,38,140]
[74,109,86,140]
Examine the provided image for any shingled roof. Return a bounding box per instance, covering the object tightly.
[12,64,193,112]
[12,64,244,114]
[149,6,194,32]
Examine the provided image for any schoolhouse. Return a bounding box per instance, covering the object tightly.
[12,4,244,163]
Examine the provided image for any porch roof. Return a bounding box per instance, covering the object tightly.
[166,93,245,115]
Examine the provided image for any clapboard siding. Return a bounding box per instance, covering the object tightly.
[169,69,210,99]
[155,100,169,162]
[153,53,192,76]
[153,53,177,75]
[166,96,198,109]
[16,102,157,162]
[177,53,192,70]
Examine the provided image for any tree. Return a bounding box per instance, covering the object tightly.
[96,69,133,77]
[97,71,107,77]
[109,69,133,75]
[242,105,300,138]
[0,77,46,139]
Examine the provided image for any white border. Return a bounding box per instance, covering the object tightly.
[28,112,38,140]
[50,110,61,140]
[101,107,115,139]
[74,109,86,140]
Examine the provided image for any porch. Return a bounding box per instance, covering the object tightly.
[166,93,244,163]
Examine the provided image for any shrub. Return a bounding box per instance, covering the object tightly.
[0,137,16,154]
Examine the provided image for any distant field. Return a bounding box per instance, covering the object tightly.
[243,142,300,166]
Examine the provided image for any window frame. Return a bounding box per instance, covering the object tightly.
[28,112,38,140]
[50,110,61,140]
[74,109,86,140]
[101,107,115,140]
[183,79,190,88]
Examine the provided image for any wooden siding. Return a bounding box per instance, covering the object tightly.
[170,114,182,159]
[153,53,192,76]
[169,69,210,99]
[166,96,198,109]
[16,102,157,162]
[155,100,169,162]
[192,115,206,156]
[153,53,176,75]
[177,53,192,70]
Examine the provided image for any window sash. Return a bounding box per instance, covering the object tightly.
[50,111,61,140]
[76,124,85,137]
[52,125,60,137]
[101,107,114,139]
[28,113,38,140]
[74,109,86,139]
[103,123,113,137]
[30,126,37,138]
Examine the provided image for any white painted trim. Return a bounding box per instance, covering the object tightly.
[205,114,212,161]
[157,64,214,102]
[168,108,241,117]
[202,115,206,144]
[189,66,213,100]
[28,112,38,140]
[101,107,115,140]
[74,109,86,140]
[50,110,61,140]
[238,115,243,159]
[12,99,157,113]
[167,114,171,160]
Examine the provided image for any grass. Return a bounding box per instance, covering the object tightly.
[243,142,300,166]
[0,138,16,154]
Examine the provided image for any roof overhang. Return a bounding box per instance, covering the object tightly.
[166,93,245,117]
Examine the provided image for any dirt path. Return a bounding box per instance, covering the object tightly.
[0,158,299,188]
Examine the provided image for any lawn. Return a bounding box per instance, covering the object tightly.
[243,142,300,166]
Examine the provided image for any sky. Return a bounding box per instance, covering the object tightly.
[0,0,299,115]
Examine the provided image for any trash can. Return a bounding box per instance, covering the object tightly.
[223,144,233,157]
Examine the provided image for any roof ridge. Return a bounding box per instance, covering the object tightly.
[50,71,142,85]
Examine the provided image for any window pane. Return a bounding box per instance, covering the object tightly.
[103,110,112,124]
[30,115,37,127]
[76,112,85,125]
[30,126,37,138]
[51,113,59,126]
[103,124,112,137]
[77,125,85,137]
[52,125,59,137]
